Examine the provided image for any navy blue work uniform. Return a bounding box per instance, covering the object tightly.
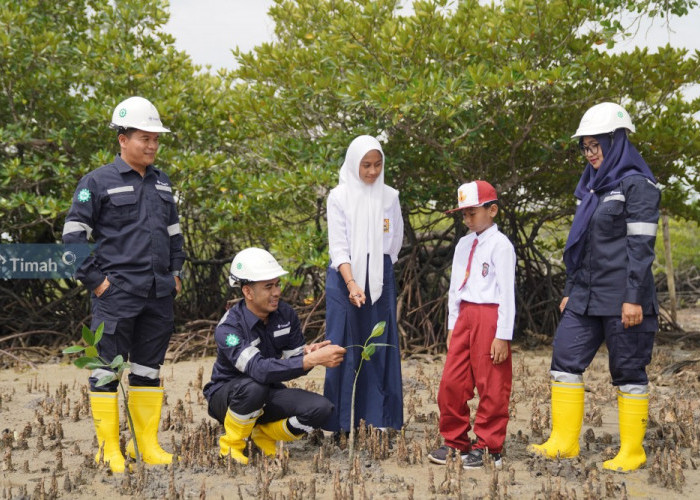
[63,154,185,390]
[553,175,660,388]
[204,300,333,432]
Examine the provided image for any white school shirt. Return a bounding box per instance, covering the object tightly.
[447,224,516,340]
[327,190,403,269]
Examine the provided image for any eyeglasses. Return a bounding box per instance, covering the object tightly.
[580,143,600,157]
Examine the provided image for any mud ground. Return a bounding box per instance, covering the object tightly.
[1,308,699,499]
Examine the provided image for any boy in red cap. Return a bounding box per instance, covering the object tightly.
[429,180,516,469]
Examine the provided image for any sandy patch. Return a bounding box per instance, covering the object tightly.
[1,341,699,498]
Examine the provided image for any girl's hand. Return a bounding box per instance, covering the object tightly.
[347,282,366,308]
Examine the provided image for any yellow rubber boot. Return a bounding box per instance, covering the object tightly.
[219,409,261,464]
[528,381,584,459]
[125,387,173,464]
[251,419,302,456]
[603,391,648,472]
[89,392,125,473]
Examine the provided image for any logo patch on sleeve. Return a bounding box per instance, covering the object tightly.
[225,334,240,347]
[77,189,91,203]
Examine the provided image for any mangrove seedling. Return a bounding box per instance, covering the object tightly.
[345,320,395,462]
[62,322,141,463]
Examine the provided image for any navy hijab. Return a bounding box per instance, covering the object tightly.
[563,128,656,271]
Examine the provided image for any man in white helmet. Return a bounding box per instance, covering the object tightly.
[203,247,346,464]
[62,96,185,473]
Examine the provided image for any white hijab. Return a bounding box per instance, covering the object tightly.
[332,135,398,304]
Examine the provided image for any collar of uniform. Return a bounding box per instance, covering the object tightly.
[113,154,160,176]
[239,300,282,331]
[474,223,498,242]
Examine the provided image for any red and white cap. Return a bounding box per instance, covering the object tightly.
[446,180,498,213]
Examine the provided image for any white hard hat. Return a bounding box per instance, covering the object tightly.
[229,248,288,286]
[110,96,170,133]
[572,102,635,138]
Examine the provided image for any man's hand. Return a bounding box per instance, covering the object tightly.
[94,277,110,297]
[303,340,331,355]
[621,302,643,329]
[174,276,182,296]
[559,296,569,313]
[490,338,509,365]
[303,344,346,370]
[446,329,453,351]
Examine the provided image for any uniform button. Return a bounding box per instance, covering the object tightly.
[590,189,594,193]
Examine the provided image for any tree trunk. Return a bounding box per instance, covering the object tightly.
[661,213,677,323]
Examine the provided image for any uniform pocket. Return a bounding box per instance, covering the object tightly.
[597,201,625,236]
[157,190,175,220]
[97,282,117,299]
[107,192,137,223]
[601,201,624,216]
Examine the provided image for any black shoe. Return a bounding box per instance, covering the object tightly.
[428,445,470,465]
[462,448,502,469]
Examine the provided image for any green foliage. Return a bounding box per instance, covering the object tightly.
[654,217,700,271]
[63,323,128,388]
[62,322,141,459]
[2,0,699,339]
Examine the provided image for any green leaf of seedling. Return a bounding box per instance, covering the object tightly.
[363,343,376,359]
[361,350,371,361]
[110,355,124,369]
[95,374,117,387]
[368,343,395,348]
[85,345,98,358]
[73,356,100,369]
[85,361,108,370]
[369,321,386,340]
[81,325,95,346]
[62,345,85,354]
[94,322,104,345]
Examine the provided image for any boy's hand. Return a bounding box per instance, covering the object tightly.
[490,338,509,365]
[446,329,453,350]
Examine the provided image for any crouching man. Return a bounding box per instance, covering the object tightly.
[203,248,346,464]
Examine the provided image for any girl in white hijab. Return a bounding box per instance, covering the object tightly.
[323,135,404,434]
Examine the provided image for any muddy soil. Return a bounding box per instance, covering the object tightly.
[1,313,699,499]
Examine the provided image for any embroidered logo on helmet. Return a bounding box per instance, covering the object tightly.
[77,189,91,202]
[225,334,240,347]
[119,108,127,118]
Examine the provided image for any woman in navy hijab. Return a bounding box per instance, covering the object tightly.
[529,103,660,472]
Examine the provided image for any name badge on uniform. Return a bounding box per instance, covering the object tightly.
[383,218,390,233]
